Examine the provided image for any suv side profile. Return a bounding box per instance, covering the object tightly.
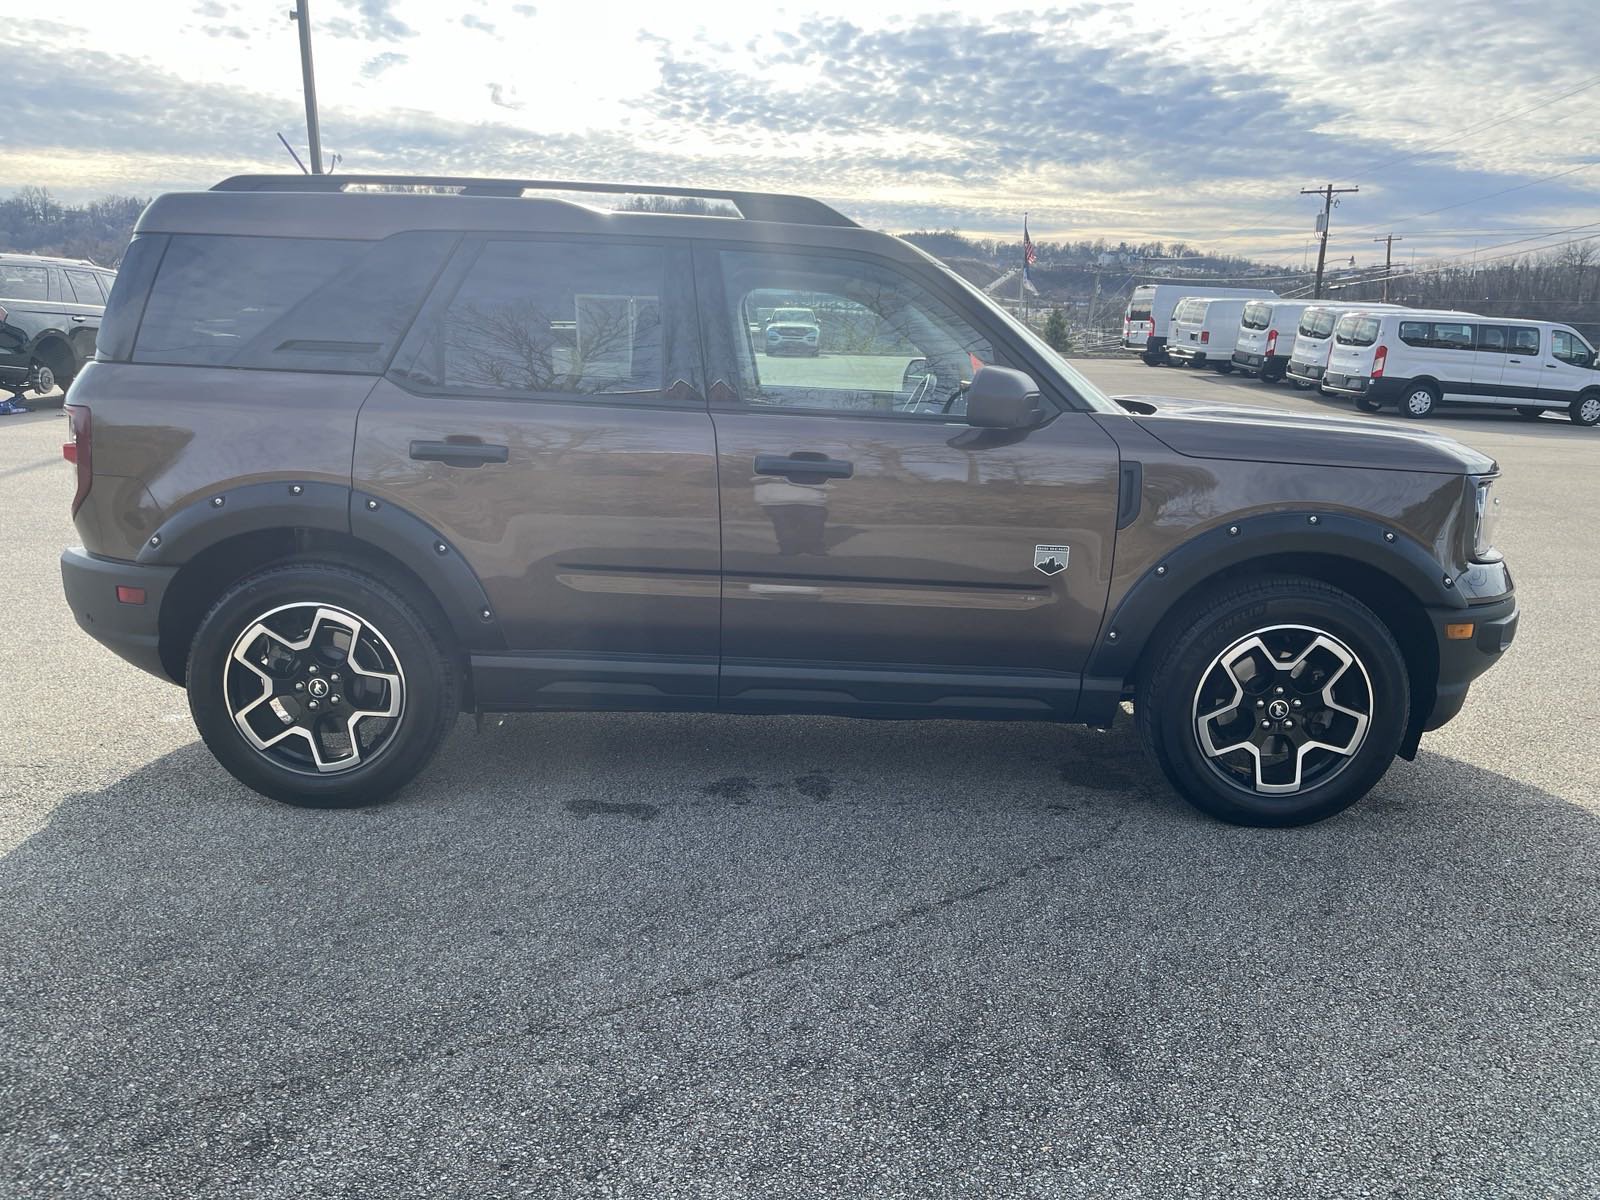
[60,175,1518,827]
[1,252,114,398]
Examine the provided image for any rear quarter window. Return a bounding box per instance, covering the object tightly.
[133,232,456,373]
[1399,321,1430,346]
[0,262,50,301]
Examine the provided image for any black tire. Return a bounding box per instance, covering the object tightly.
[1571,392,1600,427]
[1141,352,1162,367]
[1136,576,1408,827]
[186,560,459,808]
[1399,381,1438,418]
[1355,395,1382,413]
[1213,362,1234,375]
[1515,406,1544,420]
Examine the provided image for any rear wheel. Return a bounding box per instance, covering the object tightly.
[1571,392,1600,427]
[1137,576,1408,827]
[186,561,459,808]
[1213,361,1234,375]
[1355,395,1383,413]
[1141,352,1163,367]
[1400,382,1439,418]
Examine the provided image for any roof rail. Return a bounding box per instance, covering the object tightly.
[211,174,858,228]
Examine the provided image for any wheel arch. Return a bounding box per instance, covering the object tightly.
[1083,513,1458,756]
[144,481,505,685]
[31,333,76,377]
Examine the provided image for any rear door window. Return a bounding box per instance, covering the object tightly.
[134,232,456,373]
[1475,326,1508,352]
[1242,302,1272,330]
[65,269,105,304]
[391,237,696,404]
[1335,315,1379,346]
[0,262,49,300]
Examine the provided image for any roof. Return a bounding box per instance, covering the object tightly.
[0,252,104,268]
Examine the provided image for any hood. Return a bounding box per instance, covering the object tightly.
[1112,394,1497,475]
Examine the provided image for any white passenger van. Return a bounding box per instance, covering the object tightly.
[1166,296,1257,371]
[1283,303,1402,389]
[1322,310,1600,425]
[1231,299,1314,382]
[1122,283,1277,365]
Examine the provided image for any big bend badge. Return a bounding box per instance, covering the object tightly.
[1033,545,1069,577]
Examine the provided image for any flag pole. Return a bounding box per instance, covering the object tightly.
[1018,211,1027,323]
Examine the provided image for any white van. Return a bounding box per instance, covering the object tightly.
[1122,283,1277,365]
[1231,299,1314,382]
[1283,303,1403,389]
[1322,310,1600,425]
[1166,297,1256,371]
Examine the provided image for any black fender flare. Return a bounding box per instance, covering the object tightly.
[1085,510,1463,687]
[136,480,505,651]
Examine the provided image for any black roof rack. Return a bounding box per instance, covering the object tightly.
[211,174,858,228]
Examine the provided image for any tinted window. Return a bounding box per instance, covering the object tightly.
[1508,327,1540,355]
[718,249,997,418]
[1242,301,1272,330]
[1399,321,1430,347]
[1128,301,1152,321]
[1552,328,1593,365]
[396,239,673,400]
[1301,310,1337,339]
[1476,326,1507,352]
[134,232,455,373]
[95,235,167,363]
[1335,315,1379,346]
[0,262,49,301]
[65,269,104,304]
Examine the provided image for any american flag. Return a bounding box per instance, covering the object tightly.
[1022,214,1038,293]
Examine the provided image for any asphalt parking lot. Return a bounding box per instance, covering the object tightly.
[2,364,1597,1198]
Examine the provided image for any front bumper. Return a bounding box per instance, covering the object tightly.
[61,547,178,682]
[1423,589,1518,732]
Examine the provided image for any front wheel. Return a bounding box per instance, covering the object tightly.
[1136,576,1409,827]
[186,561,459,807]
[1571,392,1600,427]
[1400,382,1438,418]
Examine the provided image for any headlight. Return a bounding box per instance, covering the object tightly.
[1473,477,1503,560]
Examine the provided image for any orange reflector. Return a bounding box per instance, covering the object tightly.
[1445,623,1474,640]
[115,586,146,605]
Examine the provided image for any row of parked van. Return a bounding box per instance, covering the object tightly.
[1122,283,1600,427]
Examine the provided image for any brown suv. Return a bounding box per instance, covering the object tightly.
[59,174,1518,826]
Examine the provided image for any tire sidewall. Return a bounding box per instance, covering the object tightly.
[1401,382,1437,418]
[187,562,455,807]
[1572,392,1600,427]
[1150,587,1409,826]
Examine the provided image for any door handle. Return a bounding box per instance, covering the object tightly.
[70,315,88,323]
[753,453,853,481]
[1546,363,1559,369]
[409,440,509,467]
[1507,357,1522,363]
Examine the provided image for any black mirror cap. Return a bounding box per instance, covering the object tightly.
[966,365,1045,428]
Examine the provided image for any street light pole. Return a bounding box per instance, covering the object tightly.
[289,0,324,173]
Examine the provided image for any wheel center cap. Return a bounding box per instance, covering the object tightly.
[307,677,330,699]
[1267,698,1291,720]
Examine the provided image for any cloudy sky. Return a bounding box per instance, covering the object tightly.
[4,0,1597,267]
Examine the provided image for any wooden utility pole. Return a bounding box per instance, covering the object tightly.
[1301,183,1359,299]
[1372,233,1404,302]
[289,0,324,173]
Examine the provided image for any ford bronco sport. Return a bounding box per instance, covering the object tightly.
[59,175,1518,826]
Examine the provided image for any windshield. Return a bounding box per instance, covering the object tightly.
[1242,302,1272,331]
[769,308,815,323]
[936,262,1122,414]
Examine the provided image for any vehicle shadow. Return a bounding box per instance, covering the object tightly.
[3,714,1597,1194]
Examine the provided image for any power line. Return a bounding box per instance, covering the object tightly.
[1336,159,1600,239]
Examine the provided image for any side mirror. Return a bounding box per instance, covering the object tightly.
[965,365,1044,429]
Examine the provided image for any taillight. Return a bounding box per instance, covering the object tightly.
[1266,329,1278,355]
[1372,345,1388,379]
[64,404,92,517]
[1200,329,1210,344]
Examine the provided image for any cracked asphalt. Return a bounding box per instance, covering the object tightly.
[2,363,1598,1197]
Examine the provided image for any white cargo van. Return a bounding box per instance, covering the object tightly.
[1122,283,1277,365]
[1322,310,1600,425]
[1283,303,1402,389]
[1231,299,1313,382]
[1166,297,1256,371]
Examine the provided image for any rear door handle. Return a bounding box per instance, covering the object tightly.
[70,315,88,323]
[753,453,853,481]
[409,440,509,467]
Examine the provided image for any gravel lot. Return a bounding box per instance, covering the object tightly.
[2,364,1597,1198]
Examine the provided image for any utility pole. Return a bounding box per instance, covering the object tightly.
[1372,233,1403,302]
[289,0,324,173]
[1301,183,1359,299]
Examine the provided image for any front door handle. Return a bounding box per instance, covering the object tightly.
[409,439,509,467]
[753,453,853,481]
[71,315,88,323]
